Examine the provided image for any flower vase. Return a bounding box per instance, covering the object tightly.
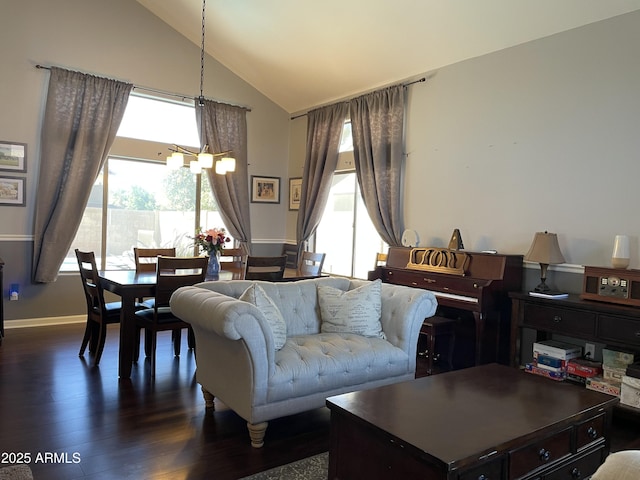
[207,252,220,278]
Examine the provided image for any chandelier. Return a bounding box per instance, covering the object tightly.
[166,0,236,175]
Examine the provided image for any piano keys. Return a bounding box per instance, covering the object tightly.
[369,246,523,368]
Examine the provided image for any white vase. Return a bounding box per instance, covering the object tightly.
[611,235,630,269]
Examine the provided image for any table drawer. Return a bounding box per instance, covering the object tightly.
[541,445,604,480]
[576,414,605,451]
[523,304,596,336]
[509,428,572,479]
[458,456,504,480]
[598,314,640,347]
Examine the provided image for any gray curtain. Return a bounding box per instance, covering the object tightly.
[33,67,132,283]
[349,85,406,246]
[296,103,349,257]
[196,100,252,254]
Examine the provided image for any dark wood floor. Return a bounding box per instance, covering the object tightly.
[1,324,639,480]
[0,323,329,480]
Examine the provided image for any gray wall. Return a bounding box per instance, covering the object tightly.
[287,10,640,295]
[0,0,290,322]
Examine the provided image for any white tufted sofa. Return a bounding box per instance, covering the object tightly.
[169,277,437,447]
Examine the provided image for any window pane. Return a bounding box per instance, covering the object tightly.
[199,174,234,246]
[339,121,353,152]
[117,94,199,148]
[104,158,197,269]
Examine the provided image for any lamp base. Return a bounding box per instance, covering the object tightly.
[533,279,551,293]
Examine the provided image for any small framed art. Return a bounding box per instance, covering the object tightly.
[0,175,26,206]
[289,177,302,210]
[0,141,27,173]
[251,175,280,203]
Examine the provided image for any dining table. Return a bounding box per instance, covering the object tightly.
[99,265,322,378]
[99,268,241,378]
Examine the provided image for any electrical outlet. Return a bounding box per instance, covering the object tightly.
[585,343,596,360]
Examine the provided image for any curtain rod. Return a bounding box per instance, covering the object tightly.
[290,77,427,120]
[35,64,252,112]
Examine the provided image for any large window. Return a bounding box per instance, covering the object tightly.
[315,122,386,279]
[62,94,230,271]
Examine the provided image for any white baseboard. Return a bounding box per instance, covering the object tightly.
[4,315,85,329]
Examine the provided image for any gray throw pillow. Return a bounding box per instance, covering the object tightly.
[239,283,287,350]
[318,279,385,339]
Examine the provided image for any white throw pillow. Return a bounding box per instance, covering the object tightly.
[318,280,385,339]
[239,283,287,350]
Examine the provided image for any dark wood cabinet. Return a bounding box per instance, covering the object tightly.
[509,292,640,369]
[0,257,4,345]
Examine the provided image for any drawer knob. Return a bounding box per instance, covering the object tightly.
[587,426,598,439]
[477,475,488,480]
[553,315,562,323]
[571,467,582,478]
[539,448,551,462]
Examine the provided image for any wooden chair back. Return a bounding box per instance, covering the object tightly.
[134,247,176,273]
[153,256,208,308]
[75,249,109,317]
[374,252,388,269]
[219,247,245,268]
[298,251,326,277]
[244,255,287,281]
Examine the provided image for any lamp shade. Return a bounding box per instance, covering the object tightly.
[189,160,202,174]
[198,152,214,169]
[524,232,566,265]
[221,157,236,172]
[167,152,184,170]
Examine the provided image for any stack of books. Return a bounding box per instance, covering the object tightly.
[587,348,638,397]
[525,340,582,381]
[566,358,602,385]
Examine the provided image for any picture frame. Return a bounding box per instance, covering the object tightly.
[0,141,27,173]
[0,175,26,206]
[289,177,302,210]
[251,175,280,204]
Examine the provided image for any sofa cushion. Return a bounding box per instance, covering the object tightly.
[239,283,287,350]
[269,332,409,402]
[318,279,385,339]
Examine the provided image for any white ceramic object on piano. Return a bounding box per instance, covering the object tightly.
[401,229,420,247]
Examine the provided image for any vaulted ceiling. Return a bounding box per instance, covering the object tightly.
[136,0,640,113]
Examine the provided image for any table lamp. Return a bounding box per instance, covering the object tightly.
[524,231,566,293]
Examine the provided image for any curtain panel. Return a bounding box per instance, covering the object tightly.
[196,100,252,254]
[33,67,132,283]
[295,103,349,258]
[349,85,406,247]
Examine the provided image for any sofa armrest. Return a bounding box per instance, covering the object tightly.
[378,283,438,360]
[170,285,276,376]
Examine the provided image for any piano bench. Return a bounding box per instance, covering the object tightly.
[417,316,456,376]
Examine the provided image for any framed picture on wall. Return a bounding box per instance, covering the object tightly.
[0,141,27,173]
[289,177,302,210]
[251,175,280,204]
[0,175,26,206]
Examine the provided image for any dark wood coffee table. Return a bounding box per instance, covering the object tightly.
[326,364,619,480]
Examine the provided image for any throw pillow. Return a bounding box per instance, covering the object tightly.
[318,279,385,339]
[239,283,287,350]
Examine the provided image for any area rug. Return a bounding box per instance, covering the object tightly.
[0,464,33,480]
[240,452,328,480]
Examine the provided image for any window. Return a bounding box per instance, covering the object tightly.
[315,121,386,279]
[62,94,230,271]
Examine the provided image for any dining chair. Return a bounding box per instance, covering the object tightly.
[244,255,287,281]
[75,249,125,366]
[133,247,176,308]
[134,256,207,376]
[133,247,177,273]
[219,247,245,270]
[374,252,388,269]
[298,251,326,277]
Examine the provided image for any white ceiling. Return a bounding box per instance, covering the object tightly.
[136,0,640,113]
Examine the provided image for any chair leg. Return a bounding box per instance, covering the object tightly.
[79,318,92,356]
[149,329,157,377]
[133,327,141,362]
[247,422,268,448]
[93,323,108,366]
[187,327,195,349]
[173,329,182,356]
[145,330,153,357]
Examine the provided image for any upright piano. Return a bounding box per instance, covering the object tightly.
[369,246,523,367]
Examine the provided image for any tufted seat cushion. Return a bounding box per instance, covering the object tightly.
[269,333,407,402]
